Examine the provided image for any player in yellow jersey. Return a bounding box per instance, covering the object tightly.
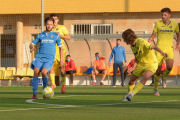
[121,29,168,101]
[49,13,71,94]
[148,8,180,95]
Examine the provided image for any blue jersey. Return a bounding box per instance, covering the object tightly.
[109,45,127,63]
[32,31,62,61]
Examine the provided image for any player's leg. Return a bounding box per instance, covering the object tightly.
[41,68,49,89]
[42,60,54,98]
[31,58,43,99]
[112,63,118,86]
[41,68,49,99]
[49,63,56,89]
[61,52,66,94]
[150,75,154,86]
[42,60,54,89]
[161,49,174,88]
[100,69,107,85]
[60,62,66,94]
[127,70,154,101]
[154,51,163,94]
[121,64,143,101]
[32,67,41,99]
[161,70,166,88]
[121,74,138,101]
[154,65,161,92]
[162,59,173,80]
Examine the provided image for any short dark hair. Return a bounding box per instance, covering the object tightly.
[66,55,71,57]
[44,17,54,24]
[122,29,137,45]
[50,13,59,18]
[161,8,171,14]
[95,52,99,55]
[117,39,121,41]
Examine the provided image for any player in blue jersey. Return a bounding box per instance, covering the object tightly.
[30,17,63,99]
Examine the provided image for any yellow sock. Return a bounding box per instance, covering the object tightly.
[162,69,170,79]
[61,77,66,85]
[154,74,160,90]
[132,82,144,94]
[128,85,135,93]
[50,74,55,85]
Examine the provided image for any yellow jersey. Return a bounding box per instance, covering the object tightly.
[153,20,179,49]
[52,25,69,61]
[131,38,158,65]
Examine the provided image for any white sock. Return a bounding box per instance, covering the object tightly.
[130,92,135,97]
[101,81,103,83]
[94,80,96,83]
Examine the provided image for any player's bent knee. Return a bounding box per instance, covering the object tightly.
[42,72,48,77]
[34,73,39,77]
[167,67,172,71]
[129,81,135,85]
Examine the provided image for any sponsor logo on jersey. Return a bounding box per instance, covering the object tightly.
[160,30,173,32]
[41,39,54,43]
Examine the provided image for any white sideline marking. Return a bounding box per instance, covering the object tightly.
[0,95,180,112]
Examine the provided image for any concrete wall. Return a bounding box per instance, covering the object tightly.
[0,12,179,68]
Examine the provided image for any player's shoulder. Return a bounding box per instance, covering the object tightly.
[136,38,145,42]
[58,25,66,29]
[156,20,163,23]
[51,31,59,36]
[137,38,148,45]
[155,20,163,26]
[170,20,178,25]
[38,32,45,36]
[50,32,60,40]
[37,32,46,38]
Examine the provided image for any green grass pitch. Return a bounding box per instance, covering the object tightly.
[0,86,180,120]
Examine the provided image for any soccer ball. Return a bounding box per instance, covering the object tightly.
[42,87,54,99]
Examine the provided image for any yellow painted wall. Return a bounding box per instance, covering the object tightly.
[0,0,180,14]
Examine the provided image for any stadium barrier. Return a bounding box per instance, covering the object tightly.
[0,66,179,86]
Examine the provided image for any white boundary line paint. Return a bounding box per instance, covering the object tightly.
[0,95,180,112]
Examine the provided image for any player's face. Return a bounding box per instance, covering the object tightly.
[46,20,53,32]
[161,12,171,22]
[52,16,59,26]
[126,40,135,46]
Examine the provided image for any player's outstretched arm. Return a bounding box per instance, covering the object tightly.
[148,33,156,42]
[175,32,180,50]
[151,45,169,58]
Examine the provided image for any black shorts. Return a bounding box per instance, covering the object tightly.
[97,70,105,73]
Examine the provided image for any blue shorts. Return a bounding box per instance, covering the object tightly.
[30,58,54,72]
